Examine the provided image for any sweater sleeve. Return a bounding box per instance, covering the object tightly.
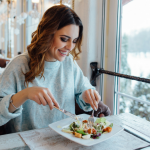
[73,59,95,112]
[0,56,25,126]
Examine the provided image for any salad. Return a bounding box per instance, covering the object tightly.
[62,117,113,139]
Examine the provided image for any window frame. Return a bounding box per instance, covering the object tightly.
[103,0,119,115]
[103,0,150,115]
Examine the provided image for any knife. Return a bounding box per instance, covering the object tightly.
[53,106,82,121]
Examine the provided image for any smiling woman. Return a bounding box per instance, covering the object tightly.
[45,24,79,62]
[26,4,83,86]
[0,4,110,134]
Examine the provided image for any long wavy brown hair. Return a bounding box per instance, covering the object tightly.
[25,4,83,87]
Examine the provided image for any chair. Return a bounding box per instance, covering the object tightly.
[0,58,10,68]
[0,125,6,135]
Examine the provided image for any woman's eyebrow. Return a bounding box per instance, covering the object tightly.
[60,35,70,38]
[60,35,78,40]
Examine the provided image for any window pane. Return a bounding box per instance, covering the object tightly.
[119,96,150,121]
[120,0,150,77]
[118,0,150,120]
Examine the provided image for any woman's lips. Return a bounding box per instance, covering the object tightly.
[58,49,68,56]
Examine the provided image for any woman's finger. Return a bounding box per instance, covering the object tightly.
[94,90,101,103]
[39,93,47,106]
[44,93,54,110]
[84,90,95,110]
[47,89,60,108]
[34,95,42,105]
[89,89,98,110]
[42,88,54,109]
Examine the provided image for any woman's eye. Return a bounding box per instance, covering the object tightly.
[73,39,78,43]
[60,37,68,42]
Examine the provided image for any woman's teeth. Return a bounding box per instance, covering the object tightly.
[59,50,67,55]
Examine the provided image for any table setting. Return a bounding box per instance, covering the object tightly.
[0,112,150,150]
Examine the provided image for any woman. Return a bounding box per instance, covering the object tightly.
[0,5,110,134]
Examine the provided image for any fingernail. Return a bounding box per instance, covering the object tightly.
[94,107,97,111]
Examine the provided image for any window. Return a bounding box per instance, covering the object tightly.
[104,0,150,121]
[117,0,150,121]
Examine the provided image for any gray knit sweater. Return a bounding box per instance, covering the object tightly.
[0,52,94,133]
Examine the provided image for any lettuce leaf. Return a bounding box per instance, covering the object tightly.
[95,117,106,123]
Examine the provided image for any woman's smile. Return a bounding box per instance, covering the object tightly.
[58,49,68,56]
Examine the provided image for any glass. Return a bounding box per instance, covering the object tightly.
[118,0,150,120]
[119,96,150,121]
[120,0,150,77]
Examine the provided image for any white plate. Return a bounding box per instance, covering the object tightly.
[48,114,124,146]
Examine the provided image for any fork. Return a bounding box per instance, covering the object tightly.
[88,110,94,127]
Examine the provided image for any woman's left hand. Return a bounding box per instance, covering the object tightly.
[82,89,101,111]
[94,101,111,117]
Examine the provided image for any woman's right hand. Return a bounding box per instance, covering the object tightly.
[26,87,59,110]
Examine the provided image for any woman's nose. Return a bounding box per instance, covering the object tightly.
[65,41,75,51]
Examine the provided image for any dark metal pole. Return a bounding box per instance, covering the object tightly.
[90,62,150,86]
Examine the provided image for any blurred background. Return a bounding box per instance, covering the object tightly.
[0,0,73,58]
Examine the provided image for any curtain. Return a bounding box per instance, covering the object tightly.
[74,0,104,91]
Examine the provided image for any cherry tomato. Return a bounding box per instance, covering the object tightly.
[82,120,88,123]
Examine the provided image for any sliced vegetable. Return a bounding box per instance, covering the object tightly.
[109,123,113,128]
[104,120,111,127]
[97,131,102,134]
[76,130,87,135]
[95,117,106,123]
[69,122,79,131]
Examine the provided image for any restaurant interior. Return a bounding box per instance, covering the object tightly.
[0,0,150,149]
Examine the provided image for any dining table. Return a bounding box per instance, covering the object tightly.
[0,113,150,150]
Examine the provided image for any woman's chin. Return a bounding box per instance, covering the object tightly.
[57,57,66,62]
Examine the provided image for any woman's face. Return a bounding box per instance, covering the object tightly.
[45,24,79,62]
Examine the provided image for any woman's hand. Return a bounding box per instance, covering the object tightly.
[82,89,101,110]
[94,101,111,117]
[26,87,59,110]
